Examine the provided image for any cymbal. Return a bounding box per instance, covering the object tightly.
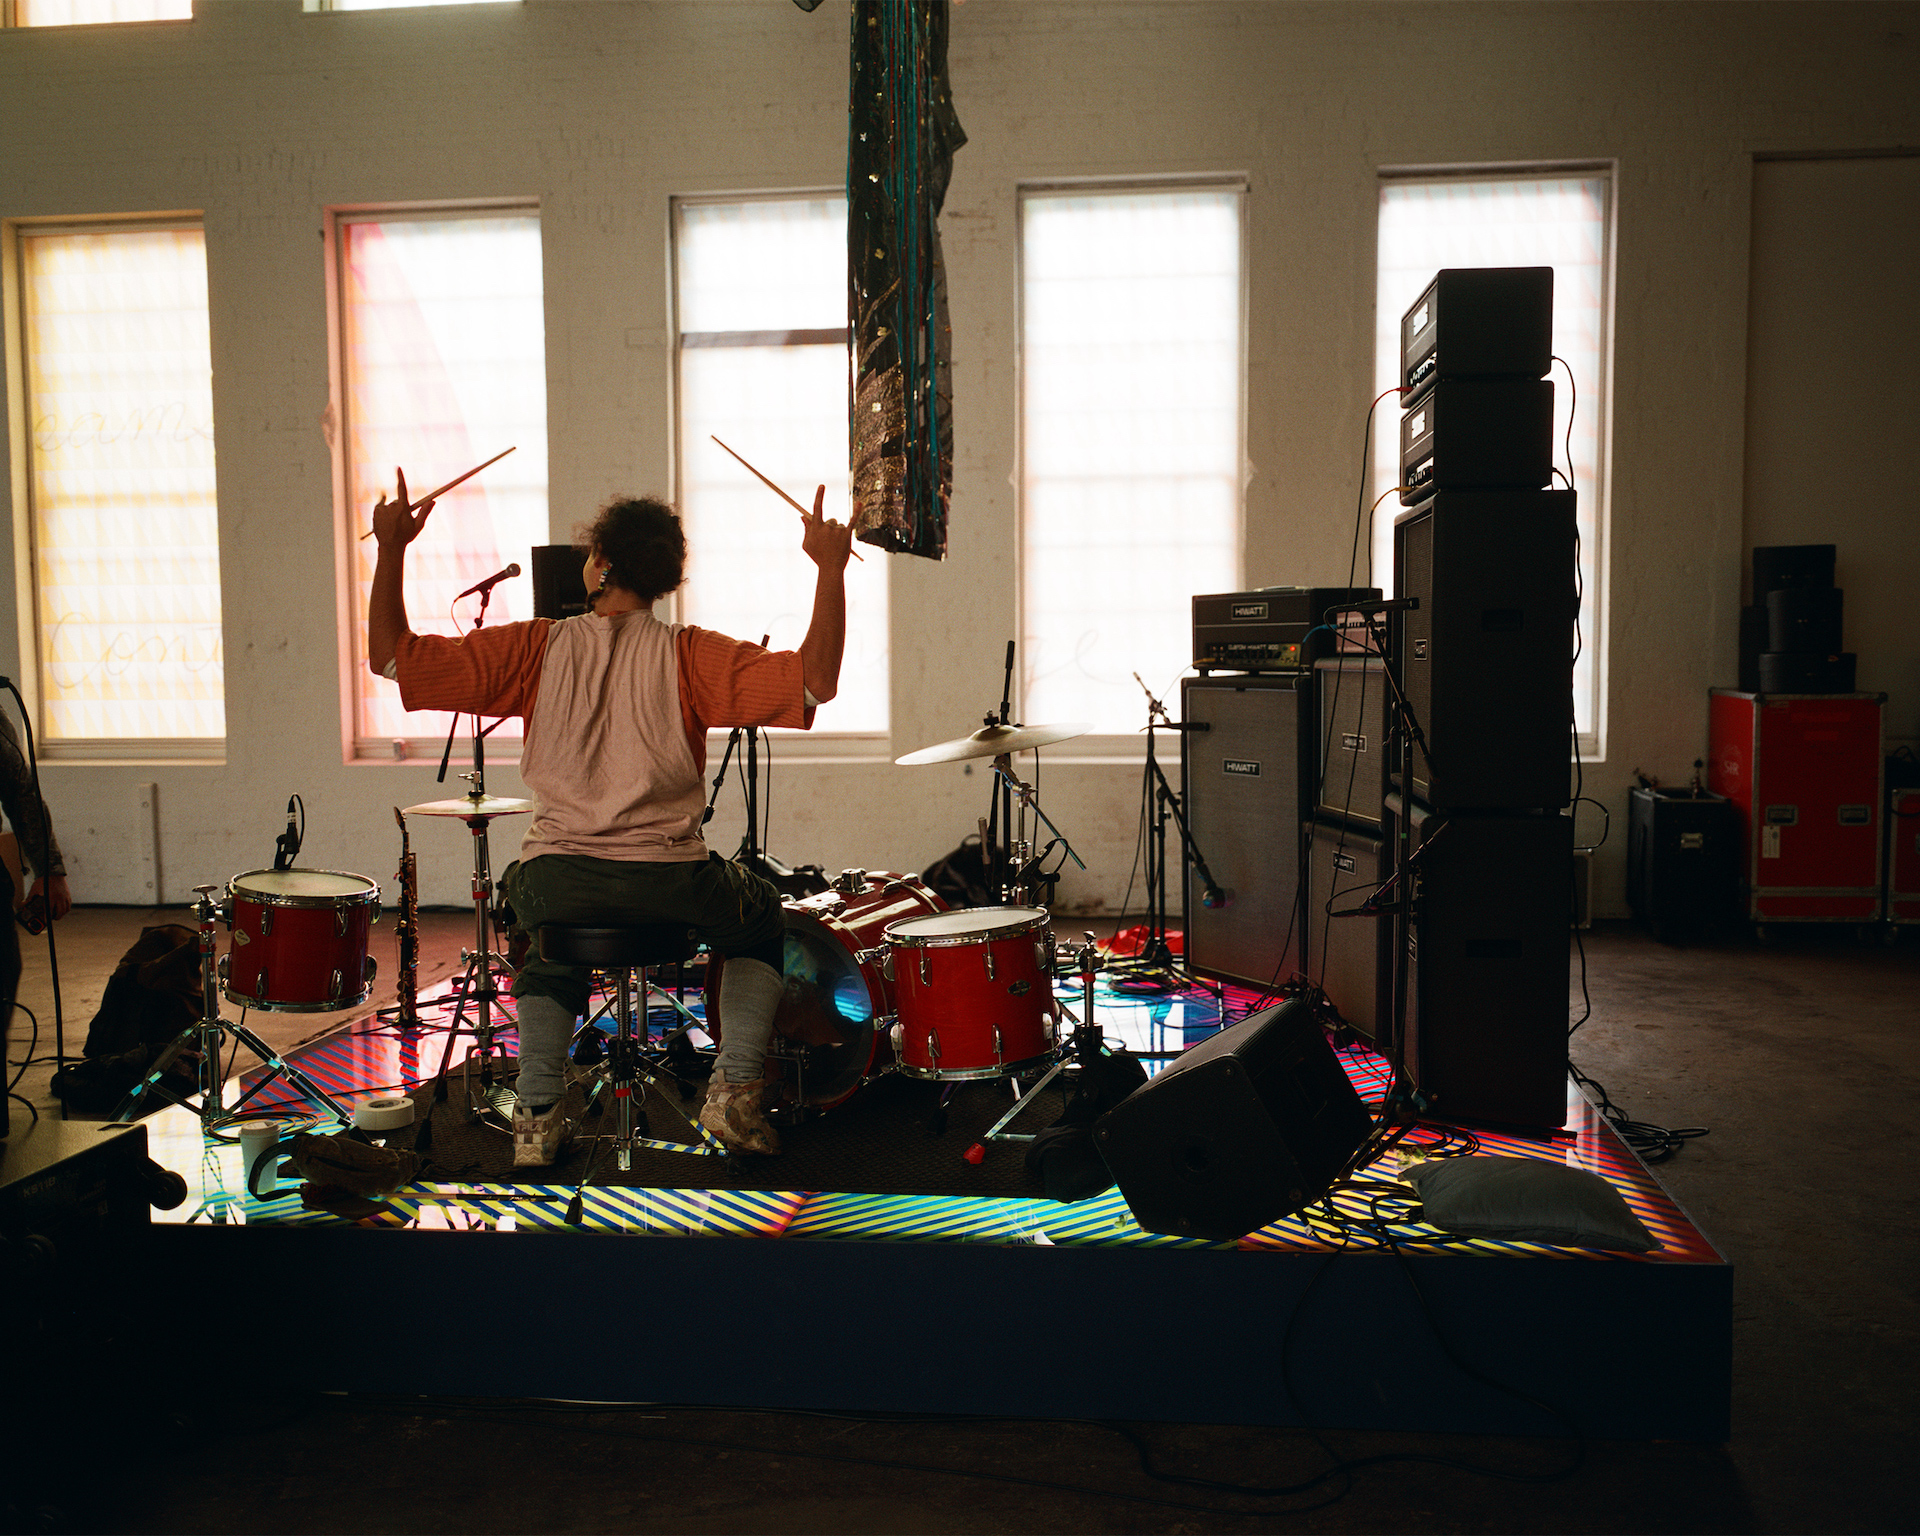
[896,721,1092,767]
[402,796,535,819]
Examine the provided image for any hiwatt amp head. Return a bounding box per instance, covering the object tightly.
[1192,587,1380,674]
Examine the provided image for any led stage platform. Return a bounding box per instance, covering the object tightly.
[130,975,1731,1441]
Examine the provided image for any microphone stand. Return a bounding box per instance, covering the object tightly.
[424,581,519,1121]
[1130,676,1226,977]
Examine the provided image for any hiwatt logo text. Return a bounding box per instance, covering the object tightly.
[1223,759,1261,777]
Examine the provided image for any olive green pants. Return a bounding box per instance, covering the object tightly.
[505,852,782,1018]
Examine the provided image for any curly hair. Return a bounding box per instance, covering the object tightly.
[574,496,688,605]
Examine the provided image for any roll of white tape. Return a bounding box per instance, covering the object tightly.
[353,1095,416,1131]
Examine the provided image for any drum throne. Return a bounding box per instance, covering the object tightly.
[538,920,727,1222]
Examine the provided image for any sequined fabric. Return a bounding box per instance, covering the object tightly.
[846,0,965,561]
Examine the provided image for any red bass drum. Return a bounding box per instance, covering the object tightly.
[705,871,945,1112]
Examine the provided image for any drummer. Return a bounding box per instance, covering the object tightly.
[368,474,853,1162]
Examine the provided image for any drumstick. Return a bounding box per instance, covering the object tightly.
[710,435,864,561]
[359,447,518,538]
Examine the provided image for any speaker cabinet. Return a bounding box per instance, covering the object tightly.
[1389,794,1570,1131]
[1094,999,1374,1240]
[1305,818,1390,1048]
[1314,655,1391,831]
[531,544,591,620]
[1392,490,1576,812]
[1181,674,1309,990]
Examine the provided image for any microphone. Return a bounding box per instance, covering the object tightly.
[454,562,521,601]
[272,795,301,872]
[1201,884,1232,910]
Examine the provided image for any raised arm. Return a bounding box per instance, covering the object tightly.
[366,468,436,676]
[798,484,854,704]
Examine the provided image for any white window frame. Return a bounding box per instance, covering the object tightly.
[1015,176,1249,760]
[325,198,545,764]
[669,189,887,759]
[4,213,225,763]
[1374,163,1615,762]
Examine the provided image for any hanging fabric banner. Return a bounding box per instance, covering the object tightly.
[846,0,965,561]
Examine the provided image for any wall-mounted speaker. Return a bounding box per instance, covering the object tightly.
[1094,999,1375,1240]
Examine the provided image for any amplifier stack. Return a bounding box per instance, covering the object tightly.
[1182,587,1377,992]
[1380,268,1574,1131]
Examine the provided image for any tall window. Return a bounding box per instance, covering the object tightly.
[1373,172,1612,746]
[674,195,887,735]
[18,224,222,748]
[337,209,548,752]
[1020,184,1244,736]
[9,1,189,23]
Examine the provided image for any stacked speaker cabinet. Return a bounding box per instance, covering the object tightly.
[1306,655,1394,1044]
[1385,267,1574,1131]
[1181,674,1312,990]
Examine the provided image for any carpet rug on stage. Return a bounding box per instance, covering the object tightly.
[403,1069,1072,1201]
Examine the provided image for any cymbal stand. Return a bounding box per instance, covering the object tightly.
[113,883,354,1133]
[989,752,1085,906]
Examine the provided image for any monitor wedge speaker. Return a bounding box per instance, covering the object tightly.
[1093,1000,1374,1240]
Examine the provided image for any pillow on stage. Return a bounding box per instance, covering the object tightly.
[1402,1155,1658,1253]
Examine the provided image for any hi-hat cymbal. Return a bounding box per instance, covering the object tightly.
[403,796,535,819]
[896,721,1092,767]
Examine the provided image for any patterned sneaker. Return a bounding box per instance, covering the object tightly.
[512,1102,571,1167]
[698,1079,780,1155]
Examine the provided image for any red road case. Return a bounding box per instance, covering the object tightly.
[1707,689,1884,925]
[1890,788,1920,926]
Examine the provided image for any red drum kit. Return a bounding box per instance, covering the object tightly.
[221,869,382,1013]
[115,683,1104,1145]
[701,703,1103,1128]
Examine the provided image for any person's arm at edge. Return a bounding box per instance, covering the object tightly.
[367,469,435,675]
[798,484,853,705]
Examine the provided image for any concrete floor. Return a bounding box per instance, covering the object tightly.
[5,910,1917,1534]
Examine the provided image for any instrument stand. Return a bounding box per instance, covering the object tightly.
[1324,599,1433,1108]
[980,934,1105,1144]
[424,776,522,1122]
[1125,682,1226,1001]
[113,883,354,1137]
[565,972,726,1225]
[988,753,1086,906]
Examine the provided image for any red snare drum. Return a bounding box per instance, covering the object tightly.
[706,872,944,1111]
[221,869,381,1013]
[885,906,1060,1080]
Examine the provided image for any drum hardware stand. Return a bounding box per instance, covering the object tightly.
[566,977,726,1226]
[113,882,355,1135]
[979,933,1105,1145]
[1128,676,1226,994]
[989,752,1085,905]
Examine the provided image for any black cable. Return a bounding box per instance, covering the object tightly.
[4,679,65,1109]
[8,1091,38,1125]
[1347,386,1402,593]
[7,1001,38,1091]
[1569,1061,1709,1164]
[1553,355,1577,492]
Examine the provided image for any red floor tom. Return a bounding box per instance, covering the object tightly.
[886,906,1060,1080]
[222,869,381,1013]
[706,871,944,1111]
